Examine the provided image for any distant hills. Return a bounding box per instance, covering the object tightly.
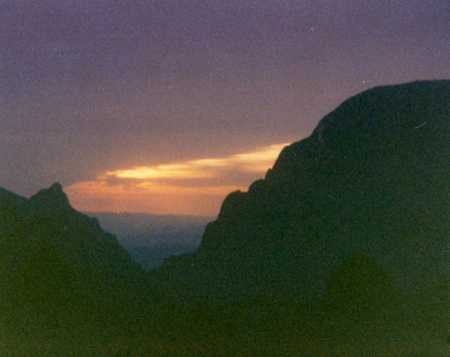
[0,80,448,355]
[90,212,210,269]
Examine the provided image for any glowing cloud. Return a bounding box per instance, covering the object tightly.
[106,143,287,181]
[107,164,214,180]
[66,142,289,216]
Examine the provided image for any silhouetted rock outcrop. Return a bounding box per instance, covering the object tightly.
[158,81,450,308]
[29,182,72,212]
[0,183,146,338]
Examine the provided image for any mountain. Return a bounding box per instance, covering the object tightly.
[0,183,147,352]
[158,80,450,309]
[0,183,144,288]
[90,212,209,269]
[1,80,448,355]
[0,187,27,210]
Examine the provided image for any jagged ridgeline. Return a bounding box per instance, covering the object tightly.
[0,80,448,355]
[158,80,450,307]
[0,183,147,350]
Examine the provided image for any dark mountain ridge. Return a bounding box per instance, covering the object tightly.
[158,81,449,306]
[1,182,142,279]
[0,187,27,209]
[28,182,72,212]
[0,80,448,354]
[0,183,147,348]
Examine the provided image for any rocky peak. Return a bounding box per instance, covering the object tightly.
[311,80,450,142]
[29,182,72,212]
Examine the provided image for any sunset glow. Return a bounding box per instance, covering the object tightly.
[106,143,287,181]
[66,143,289,216]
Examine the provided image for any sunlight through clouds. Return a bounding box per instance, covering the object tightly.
[106,143,287,181]
[66,142,289,215]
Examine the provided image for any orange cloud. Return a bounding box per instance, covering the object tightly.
[105,143,287,181]
[66,143,289,216]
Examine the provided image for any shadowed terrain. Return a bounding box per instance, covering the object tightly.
[0,81,448,355]
[158,81,449,302]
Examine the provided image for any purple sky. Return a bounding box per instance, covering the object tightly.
[1,0,449,213]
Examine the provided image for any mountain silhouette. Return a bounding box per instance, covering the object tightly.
[0,187,27,209]
[0,183,146,347]
[158,81,449,308]
[1,80,448,355]
[0,182,143,283]
[28,182,72,212]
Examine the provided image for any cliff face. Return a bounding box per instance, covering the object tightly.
[159,81,450,302]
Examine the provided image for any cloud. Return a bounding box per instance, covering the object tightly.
[105,143,286,180]
[66,142,289,215]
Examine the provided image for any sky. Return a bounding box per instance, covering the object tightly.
[1,0,449,216]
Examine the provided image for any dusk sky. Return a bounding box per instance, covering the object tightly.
[1,0,449,215]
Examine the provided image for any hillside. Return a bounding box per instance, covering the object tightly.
[0,183,147,352]
[158,81,450,307]
[1,80,448,355]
